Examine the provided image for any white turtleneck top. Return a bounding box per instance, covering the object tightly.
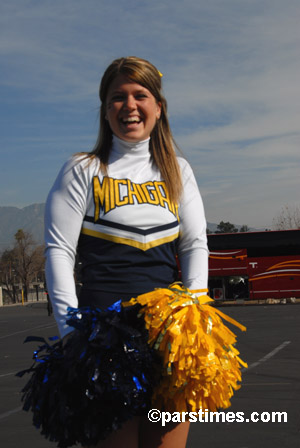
[45,136,208,338]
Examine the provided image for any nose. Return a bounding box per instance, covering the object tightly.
[123,94,136,110]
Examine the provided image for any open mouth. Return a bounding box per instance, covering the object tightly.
[121,117,142,124]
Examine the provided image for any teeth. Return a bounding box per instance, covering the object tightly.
[123,117,140,123]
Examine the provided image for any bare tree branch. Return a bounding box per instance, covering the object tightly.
[0,229,45,302]
[272,205,300,230]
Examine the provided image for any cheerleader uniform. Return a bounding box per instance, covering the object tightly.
[45,135,208,339]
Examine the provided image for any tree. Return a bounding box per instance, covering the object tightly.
[239,225,250,233]
[0,250,18,302]
[0,230,45,302]
[272,205,300,230]
[215,221,238,234]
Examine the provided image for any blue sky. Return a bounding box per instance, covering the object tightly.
[1,0,300,228]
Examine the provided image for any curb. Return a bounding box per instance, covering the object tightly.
[214,298,300,307]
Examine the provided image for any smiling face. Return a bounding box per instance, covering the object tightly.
[105,74,161,142]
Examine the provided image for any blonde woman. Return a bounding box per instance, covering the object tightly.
[45,57,208,447]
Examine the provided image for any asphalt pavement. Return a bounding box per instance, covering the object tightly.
[0,302,299,448]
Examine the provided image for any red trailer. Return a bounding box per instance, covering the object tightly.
[207,230,300,300]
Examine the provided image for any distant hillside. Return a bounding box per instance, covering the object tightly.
[207,223,260,233]
[0,203,45,250]
[0,202,258,252]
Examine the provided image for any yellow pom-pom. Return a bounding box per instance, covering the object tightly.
[124,283,247,412]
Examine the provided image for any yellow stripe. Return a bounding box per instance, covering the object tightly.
[209,255,247,260]
[81,227,179,251]
[249,273,300,282]
[267,260,300,271]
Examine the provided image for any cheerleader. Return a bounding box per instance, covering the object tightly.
[44,56,209,447]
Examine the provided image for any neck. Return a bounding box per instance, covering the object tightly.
[112,134,150,155]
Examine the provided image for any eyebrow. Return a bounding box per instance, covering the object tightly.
[110,87,148,95]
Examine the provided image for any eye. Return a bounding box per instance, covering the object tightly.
[110,94,125,102]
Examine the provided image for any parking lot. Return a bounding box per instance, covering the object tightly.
[0,302,299,448]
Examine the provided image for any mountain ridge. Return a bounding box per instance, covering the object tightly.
[0,203,258,251]
[0,203,45,250]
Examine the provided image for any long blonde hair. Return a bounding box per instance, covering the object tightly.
[90,56,182,203]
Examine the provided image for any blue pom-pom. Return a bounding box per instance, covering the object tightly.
[18,301,161,447]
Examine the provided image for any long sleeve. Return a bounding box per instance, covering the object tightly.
[44,156,90,338]
[177,159,209,293]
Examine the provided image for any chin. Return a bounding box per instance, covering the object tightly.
[119,134,147,143]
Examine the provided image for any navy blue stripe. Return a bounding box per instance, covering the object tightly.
[83,215,179,236]
[77,233,179,294]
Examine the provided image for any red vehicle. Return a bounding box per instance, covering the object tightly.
[207,229,300,300]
